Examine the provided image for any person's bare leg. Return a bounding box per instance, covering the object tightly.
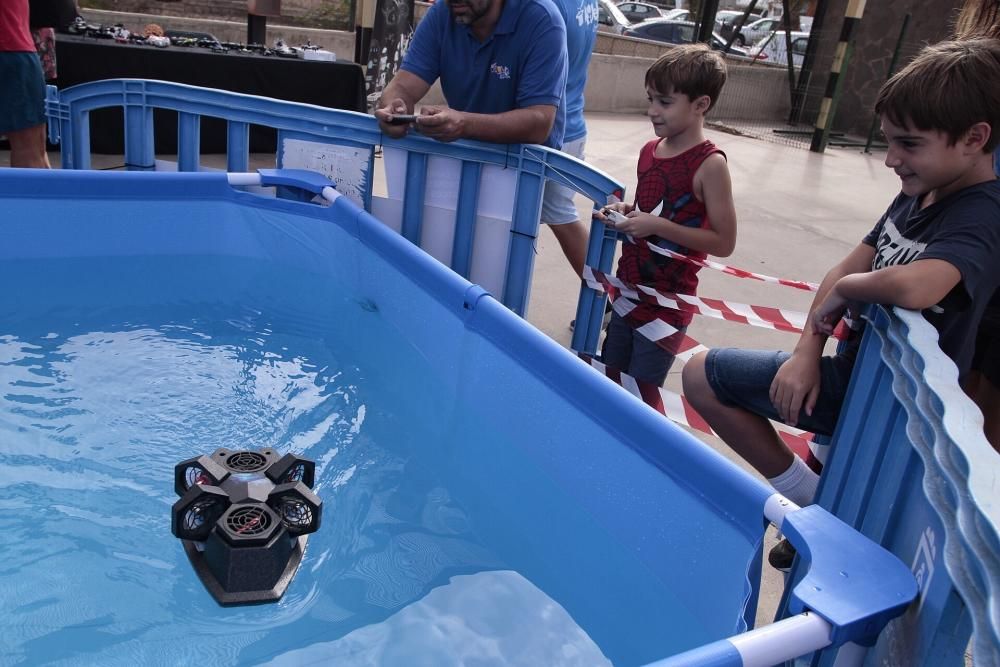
[8,123,50,168]
[548,220,588,278]
[682,351,794,478]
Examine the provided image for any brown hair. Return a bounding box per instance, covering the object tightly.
[953,0,1000,39]
[644,43,728,111]
[875,39,1000,152]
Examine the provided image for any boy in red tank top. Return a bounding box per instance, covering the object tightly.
[597,44,737,385]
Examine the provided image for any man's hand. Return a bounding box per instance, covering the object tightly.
[374,98,412,138]
[614,210,665,238]
[769,351,822,426]
[416,106,467,142]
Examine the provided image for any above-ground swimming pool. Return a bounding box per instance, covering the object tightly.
[0,169,913,666]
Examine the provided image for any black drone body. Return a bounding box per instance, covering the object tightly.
[171,449,322,606]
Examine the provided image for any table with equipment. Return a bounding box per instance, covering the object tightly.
[54,34,366,154]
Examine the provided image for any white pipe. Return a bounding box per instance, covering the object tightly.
[321,185,341,203]
[764,492,799,528]
[730,612,833,667]
[227,173,261,186]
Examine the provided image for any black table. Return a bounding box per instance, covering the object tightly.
[54,34,366,154]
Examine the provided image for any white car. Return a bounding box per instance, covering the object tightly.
[739,17,783,45]
[662,8,690,21]
[748,30,810,68]
[597,0,632,34]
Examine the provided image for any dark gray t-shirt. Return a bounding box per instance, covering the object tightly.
[860,179,1000,377]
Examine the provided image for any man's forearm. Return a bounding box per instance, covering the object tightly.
[460,106,555,144]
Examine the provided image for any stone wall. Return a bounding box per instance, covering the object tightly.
[808,0,963,137]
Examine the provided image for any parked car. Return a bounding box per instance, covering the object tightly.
[623,19,750,56]
[662,8,690,21]
[714,10,763,45]
[748,30,810,68]
[737,17,783,46]
[597,0,633,34]
[615,1,665,23]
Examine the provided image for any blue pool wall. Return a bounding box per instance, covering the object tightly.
[1,168,776,660]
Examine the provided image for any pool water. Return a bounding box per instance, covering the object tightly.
[0,254,741,667]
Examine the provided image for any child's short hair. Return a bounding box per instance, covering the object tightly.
[644,43,727,111]
[875,39,1000,152]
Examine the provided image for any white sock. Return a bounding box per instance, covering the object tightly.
[767,456,819,507]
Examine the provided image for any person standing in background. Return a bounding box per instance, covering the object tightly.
[1,0,50,168]
[539,0,599,278]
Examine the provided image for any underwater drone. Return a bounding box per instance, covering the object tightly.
[171,448,322,606]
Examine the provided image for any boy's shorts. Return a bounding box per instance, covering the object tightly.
[0,52,47,135]
[704,348,857,436]
[540,136,586,225]
[601,311,684,386]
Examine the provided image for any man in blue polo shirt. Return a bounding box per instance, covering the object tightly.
[376,0,594,274]
[375,0,567,148]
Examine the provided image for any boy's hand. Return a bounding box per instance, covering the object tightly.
[594,202,634,226]
[614,210,663,238]
[769,351,822,426]
[812,284,859,336]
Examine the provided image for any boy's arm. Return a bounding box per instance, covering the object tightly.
[614,154,737,256]
[813,258,963,334]
[770,243,876,426]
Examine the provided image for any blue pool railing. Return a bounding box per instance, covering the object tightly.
[43,78,624,319]
[773,305,1000,666]
[0,167,919,664]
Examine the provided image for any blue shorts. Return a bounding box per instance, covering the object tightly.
[704,348,857,436]
[0,52,47,135]
[540,136,586,225]
[601,312,683,386]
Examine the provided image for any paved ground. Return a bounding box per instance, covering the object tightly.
[1,109,901,631]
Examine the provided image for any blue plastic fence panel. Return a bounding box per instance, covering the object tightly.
[778,306,1000,667]
[44,79,625,319]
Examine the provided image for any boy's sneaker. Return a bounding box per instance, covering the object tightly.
[768,538,797,572]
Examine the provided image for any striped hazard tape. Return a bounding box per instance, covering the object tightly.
[580,354,827,470]
[626,235,820,292]
[584,266,853,341]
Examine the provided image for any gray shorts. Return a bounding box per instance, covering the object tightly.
[540,136,586,226]
[704,348,857,436]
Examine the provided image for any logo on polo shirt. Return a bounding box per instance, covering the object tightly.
[490,62,511,80]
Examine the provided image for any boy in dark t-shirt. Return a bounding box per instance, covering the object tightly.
[681,39,1000,513]
[596,44,737,386]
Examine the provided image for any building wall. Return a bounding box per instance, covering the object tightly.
[811,0,963,137]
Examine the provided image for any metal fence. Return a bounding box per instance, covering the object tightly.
[710,10,924,153]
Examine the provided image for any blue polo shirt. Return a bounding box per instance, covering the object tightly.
[551,0,597,143]
[401,0,568,148]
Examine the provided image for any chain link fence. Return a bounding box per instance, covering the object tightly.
[711,9,928,152]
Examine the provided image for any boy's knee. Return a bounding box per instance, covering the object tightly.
[682,351,712,404]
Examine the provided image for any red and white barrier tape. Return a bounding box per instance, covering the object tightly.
[627,235,820,292]
[580,354,827,468]
[585,266,852,341]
